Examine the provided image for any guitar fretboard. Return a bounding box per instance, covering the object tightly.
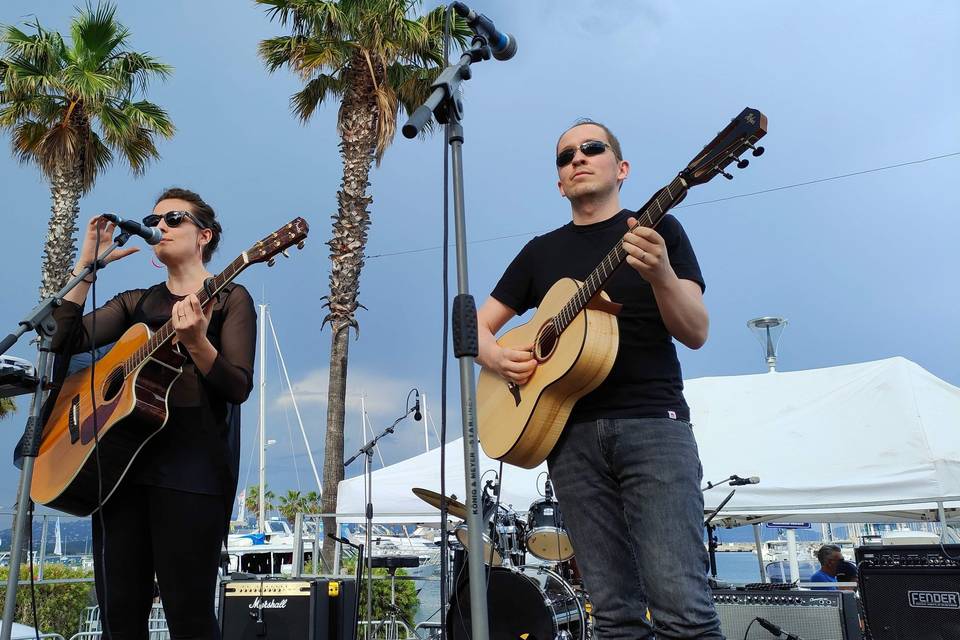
[121,254,247,375]
[553,175,687,332]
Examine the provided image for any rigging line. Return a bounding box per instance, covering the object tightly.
[365,151,960,260]
[266,307,324,494]
[274,341,302,493]
[359,392,387,468]
[674,151,960,209]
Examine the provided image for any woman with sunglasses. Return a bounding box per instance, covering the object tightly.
[53,187,256,639]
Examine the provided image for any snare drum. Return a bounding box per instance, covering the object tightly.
[526,498,575,562]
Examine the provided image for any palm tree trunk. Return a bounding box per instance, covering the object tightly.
[320,60,378,570]
[40,160,83,300]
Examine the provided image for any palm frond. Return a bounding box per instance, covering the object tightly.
[81,128,113,188]
[257,0,347,39]
[106,52,173,96]
[298,39,353,74]
[69,2,128,70]
[60,64,123,99]
[121,100,174,137]
[290,72,346,122]
[10,119,48,165]
[258,35,308,73]
[109,125,161,176]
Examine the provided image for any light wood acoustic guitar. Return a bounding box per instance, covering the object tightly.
[31,218,309,515]
[478,108,768,468]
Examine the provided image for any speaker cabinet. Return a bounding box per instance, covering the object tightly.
[712,589,861,639]
[219,577,357,640]
[857,544,960,640]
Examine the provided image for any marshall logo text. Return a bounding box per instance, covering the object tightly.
[248,597,289,610]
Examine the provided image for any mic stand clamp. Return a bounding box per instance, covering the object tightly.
[702,488,737,582]
[344,407,414,640]
[1,231,133,640]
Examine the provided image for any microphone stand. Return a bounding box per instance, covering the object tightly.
[344,404,415,640]
[1,231,133,640]
[402,29,498,640]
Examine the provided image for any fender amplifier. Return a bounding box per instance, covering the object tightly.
[219,577,358,640]
[711,589,861,639]
[857,544,960,640]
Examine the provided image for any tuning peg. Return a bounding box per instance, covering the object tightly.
[729,153,749,169]
[267,258,276,267]
[746,142,765,157]
[297,241,305,250]
[715,166,734,180]
[281,249,290,258]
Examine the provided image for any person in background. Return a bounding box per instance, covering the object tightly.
[810,544,844,590]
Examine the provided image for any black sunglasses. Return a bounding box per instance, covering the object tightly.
[142,210,209,230]
[556,140,611,167]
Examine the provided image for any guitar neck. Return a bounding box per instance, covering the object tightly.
[554,174,688,332]
[122,254,248,374]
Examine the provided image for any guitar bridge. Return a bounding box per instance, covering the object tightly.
[68,395,81,444]
[508,382,522,407]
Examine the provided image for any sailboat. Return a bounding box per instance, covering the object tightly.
[223,302,322,575]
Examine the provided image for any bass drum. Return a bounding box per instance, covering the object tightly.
[447,565,585,640]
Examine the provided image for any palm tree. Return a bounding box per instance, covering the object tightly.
[257,0,468,566]
[278,489,304,524]
[0,3,174,299]
[245,485,276,517]
[0,398,14,419]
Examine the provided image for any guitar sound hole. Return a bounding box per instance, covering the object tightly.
[534,323,559,362]
[101,368,124,402]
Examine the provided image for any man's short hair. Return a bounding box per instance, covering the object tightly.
[817,544,842,564]
[558,118,623,161]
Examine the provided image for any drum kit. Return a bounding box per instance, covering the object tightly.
[413,478,593,640]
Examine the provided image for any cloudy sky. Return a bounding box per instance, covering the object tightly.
[0,1,957,519]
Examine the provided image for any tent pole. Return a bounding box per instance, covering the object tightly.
[938,501,948,543]
[753,524,767,583]
[786,529,800,584]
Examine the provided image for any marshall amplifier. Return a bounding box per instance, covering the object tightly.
[857,544,960,640]
[711,589,861,639]
[219,577,358,640]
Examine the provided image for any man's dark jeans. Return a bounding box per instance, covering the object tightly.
[547,417,725,639]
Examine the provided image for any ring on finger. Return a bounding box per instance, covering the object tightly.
[638,250,646,262]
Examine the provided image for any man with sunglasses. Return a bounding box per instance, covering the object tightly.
[477,120,722,639]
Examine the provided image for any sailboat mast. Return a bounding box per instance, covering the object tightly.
[259,302,267,534]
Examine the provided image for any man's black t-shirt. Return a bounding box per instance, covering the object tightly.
[491,209,704,423]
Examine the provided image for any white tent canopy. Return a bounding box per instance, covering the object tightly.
[336,357,960,527]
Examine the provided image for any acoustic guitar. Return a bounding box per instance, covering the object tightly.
[478,108,768,468]
[31,218,309,515]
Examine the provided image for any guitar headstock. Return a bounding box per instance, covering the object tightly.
[682,107,767,186]
[244,217,310,266]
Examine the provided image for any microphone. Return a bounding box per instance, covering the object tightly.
[412,389,422,421]
[544,477,554,500]
[99,213,162,245]
[451,2,517,61]
[756,617,803,640]
[729,475,760,486]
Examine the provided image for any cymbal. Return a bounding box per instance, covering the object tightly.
[412,487,468,520]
